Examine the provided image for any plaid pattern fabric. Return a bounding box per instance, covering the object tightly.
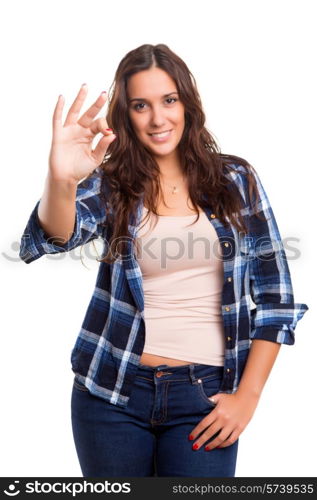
[19,162,308,408]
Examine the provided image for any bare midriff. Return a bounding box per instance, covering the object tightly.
[139,352,193,366]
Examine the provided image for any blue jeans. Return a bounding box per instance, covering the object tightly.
[71,362,239,477]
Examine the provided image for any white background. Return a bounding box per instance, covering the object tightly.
[0,0,315,477]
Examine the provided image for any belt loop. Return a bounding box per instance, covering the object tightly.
[189,364,197,384]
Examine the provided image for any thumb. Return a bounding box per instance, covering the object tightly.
[209,393,221,405]
[93,132,117,164]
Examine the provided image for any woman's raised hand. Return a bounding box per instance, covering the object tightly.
[48,84,116,184]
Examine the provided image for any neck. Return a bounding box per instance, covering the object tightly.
[155,152,184,183]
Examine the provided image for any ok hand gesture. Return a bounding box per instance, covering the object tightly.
[49,83,116,184]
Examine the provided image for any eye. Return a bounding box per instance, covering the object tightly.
[166,97,178,104]
[133,102,146,111]
[132,97,178,111]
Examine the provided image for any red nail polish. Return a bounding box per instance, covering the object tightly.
[192,443,199,450]
[205,446,209,451]
[188,435,194,441]
[106,128,113,131]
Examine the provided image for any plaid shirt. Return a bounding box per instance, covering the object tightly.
[19,162,308,408]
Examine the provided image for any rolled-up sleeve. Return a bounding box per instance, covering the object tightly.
[19,167,107,264]
[246,166,308,345]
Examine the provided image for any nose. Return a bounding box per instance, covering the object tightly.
[150,104,167,128]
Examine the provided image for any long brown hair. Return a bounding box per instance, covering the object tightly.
[95,43,262,264]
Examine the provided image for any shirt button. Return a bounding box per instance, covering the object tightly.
[225,306,230,311]
[227,277,232,282]
[227,336,232,341]
[224,242,229,247]
[210,213,216,219]
[197,379,202,383]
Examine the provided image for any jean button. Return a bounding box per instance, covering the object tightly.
[156,371,164,378]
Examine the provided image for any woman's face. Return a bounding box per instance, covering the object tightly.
[127,67,185,160]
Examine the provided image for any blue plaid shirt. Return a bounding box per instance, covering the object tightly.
[19,162,308,408]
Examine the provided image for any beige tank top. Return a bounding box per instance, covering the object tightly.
[134,206,225,366]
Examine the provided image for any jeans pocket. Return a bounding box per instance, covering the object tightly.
[73,376,89,392]
[196,374,222,407]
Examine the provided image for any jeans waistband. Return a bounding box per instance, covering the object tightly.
[137,362,224,382]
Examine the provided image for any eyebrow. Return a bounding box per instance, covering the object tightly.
[128,91,179,103]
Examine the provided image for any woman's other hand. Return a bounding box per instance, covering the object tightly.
[188,392,260,451]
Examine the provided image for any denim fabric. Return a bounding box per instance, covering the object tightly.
[71,362,239,477]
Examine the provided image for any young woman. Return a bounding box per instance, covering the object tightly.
[19,43,308,477]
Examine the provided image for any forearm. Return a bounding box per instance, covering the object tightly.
[236,339,281,400]
[37,172,78,244]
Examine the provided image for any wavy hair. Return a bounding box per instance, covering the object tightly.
[94,43,263,264]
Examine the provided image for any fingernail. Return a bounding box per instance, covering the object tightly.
[188,435,194,441]
[81,83,87,87]
[205,446,210,451]
[192,443,199,450]
[101,91,107,96]
[105,128,113,131]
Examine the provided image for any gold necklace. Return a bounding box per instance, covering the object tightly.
[160,176,186,195]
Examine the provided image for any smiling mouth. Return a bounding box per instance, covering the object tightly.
[148,129,172,137]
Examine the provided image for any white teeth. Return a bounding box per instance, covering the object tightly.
[151,130,171,137]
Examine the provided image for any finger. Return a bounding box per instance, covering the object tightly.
[188,412,216,441]
[92,131,117,164]
[64,84,88,126]
[192,426,222,450]
[205,427,235,450]
[211,429,240,450]
[77,91,109,128]
[52,94,64,135]
[203,431,228,451]
[89,117,112,137]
